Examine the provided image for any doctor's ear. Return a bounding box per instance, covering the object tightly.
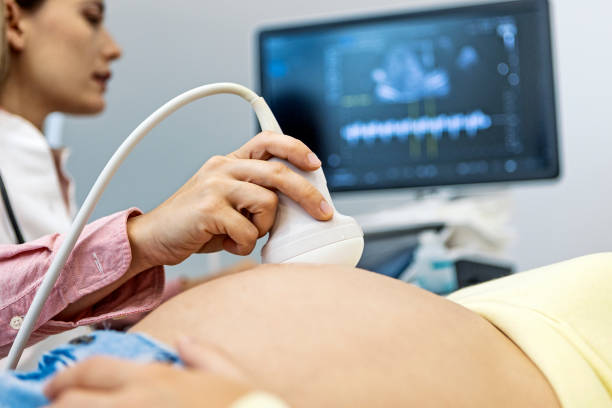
[5,0,26,52]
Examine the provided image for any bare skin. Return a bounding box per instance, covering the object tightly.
[130,264,561,408]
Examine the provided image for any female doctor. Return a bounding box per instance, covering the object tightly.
[0,0,332,355]
[0,0,107,244]
[0,0,256,321]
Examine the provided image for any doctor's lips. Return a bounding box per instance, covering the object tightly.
[92,71,112,90]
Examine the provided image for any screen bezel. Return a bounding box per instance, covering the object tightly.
[256,0,560,192]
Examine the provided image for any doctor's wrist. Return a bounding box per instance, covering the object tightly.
[126,213,158,274]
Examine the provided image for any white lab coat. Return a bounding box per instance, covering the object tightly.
[0,109,75,244]
[0,109,86,370]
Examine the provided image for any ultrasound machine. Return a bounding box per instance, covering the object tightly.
[256,0,559,293]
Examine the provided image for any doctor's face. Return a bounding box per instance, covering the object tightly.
[12,0,122,114]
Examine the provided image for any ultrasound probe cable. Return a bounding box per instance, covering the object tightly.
[4,83,283,370]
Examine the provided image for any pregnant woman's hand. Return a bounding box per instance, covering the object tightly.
[45,337,289,408]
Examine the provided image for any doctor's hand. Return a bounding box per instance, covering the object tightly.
[126,131,333,269]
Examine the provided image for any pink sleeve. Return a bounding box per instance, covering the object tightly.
[92,278,186,331]
[0,208,165,357]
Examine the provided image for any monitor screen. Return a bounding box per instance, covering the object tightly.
[257,0,559,192]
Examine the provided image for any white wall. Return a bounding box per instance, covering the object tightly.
[509,0,612,269]
[63,0,612,275]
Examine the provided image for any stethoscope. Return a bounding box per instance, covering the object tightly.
[0,170,25,244]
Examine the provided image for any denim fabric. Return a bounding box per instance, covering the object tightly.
[0,330,181,408]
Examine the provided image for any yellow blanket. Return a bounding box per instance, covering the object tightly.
[448,253,612,408]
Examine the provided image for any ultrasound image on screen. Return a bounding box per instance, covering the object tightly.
[259,0,558,191]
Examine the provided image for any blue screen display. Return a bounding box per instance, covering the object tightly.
[258,0,558,191]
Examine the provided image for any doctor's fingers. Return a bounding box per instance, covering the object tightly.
[229,131,322,171]
[227,159,333,221]
[217,207,260,256]
[226,181,278,238]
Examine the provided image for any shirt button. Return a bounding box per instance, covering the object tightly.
[10,316,23,330]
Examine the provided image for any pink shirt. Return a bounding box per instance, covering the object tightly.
[0,208,165,357]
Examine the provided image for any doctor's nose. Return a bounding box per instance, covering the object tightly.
[102,29,123,62]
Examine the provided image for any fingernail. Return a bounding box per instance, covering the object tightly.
[308,152,322,167]
[320,200,333,216]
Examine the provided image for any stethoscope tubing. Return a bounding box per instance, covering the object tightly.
[0,170,25,244]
